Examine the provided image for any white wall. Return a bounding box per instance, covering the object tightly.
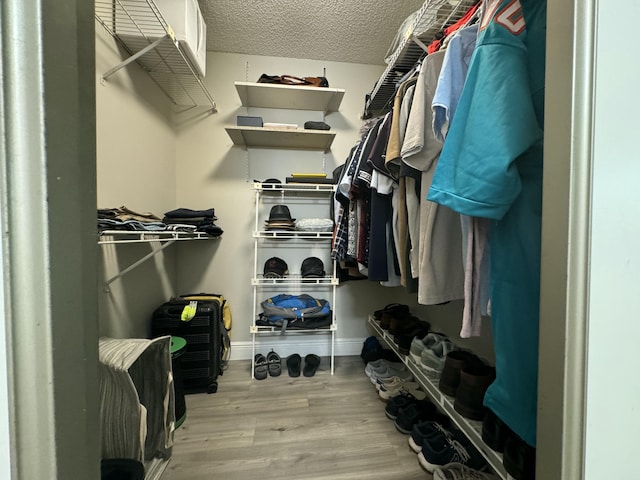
[171,52,405,357]
[171,51,495,361]
[95,27,181,338]
[584,1,640,476]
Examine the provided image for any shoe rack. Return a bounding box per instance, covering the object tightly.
[367,316,509,479]
[250,182,339,378]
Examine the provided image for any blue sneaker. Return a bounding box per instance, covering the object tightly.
[408,419,453,453]
[384,393,418,420]
[394,400,437,434]
[418,435,488,473]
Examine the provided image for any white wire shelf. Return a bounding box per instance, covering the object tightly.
[95,0,216,112]
[367,316,508,479]
[98,230,216,244]
[363,0,478,119]
[98,230,218,289]
[253,182,336,193]
[250,324,336,334]
[254,230,333,239]
[252,276,339,286]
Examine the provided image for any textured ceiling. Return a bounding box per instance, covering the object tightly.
[197,0,427,65]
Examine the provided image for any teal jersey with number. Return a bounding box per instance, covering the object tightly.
[428,0,547,447]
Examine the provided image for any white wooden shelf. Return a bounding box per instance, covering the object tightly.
[235,82,345,112]
[367,316,508,479]
[225,126,336,151]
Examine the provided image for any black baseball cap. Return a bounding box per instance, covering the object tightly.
[264,257,288,278]
[301,257,325,278]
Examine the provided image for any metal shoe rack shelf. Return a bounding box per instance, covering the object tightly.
[251,182,339,378]
[367,316,508,479]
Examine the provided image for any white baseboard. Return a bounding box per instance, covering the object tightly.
[228,337,364,360]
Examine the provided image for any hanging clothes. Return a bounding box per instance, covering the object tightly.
[394,83,419,291]
[401,49,465,306]
[427,0,547,448]
[430,21,490,338]
[432,23,480,143]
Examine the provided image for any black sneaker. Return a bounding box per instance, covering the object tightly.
[408,418,454,453]
[384,393,418,420]
[394,399,438,434]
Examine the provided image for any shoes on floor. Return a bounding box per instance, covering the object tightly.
[432,462,498,480]
[408,420,454,453]
[418,434,488,473]
[364,359,403,378]
[254,353,268,380]
[372,366,413,386]
[267,350,282,377]
[377,377,425,401]
[360,335,383,364]
[394,399,438,434]
[384,393,419,420]
[286,353,302,377]
[366,360,411,385]
[303,354,321,377]
[420,335,459,379]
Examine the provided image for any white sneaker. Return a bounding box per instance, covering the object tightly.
[432,462,498,480]
[378,379,422,400]
[365,359,404,378]
[371,366,413,385]
[375,375,406,391]
[420,337,458,378]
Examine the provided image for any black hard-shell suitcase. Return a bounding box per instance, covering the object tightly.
[151,297,222,394]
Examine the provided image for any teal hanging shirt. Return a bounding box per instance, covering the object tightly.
[428,0,547,447]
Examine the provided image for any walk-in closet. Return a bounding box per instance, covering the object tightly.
[2,0,640,479]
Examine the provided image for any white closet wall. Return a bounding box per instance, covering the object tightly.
[96,26,181,338]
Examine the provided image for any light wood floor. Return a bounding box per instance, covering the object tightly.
[162,355,431,480]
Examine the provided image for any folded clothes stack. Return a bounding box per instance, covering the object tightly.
[163,207,223,237]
